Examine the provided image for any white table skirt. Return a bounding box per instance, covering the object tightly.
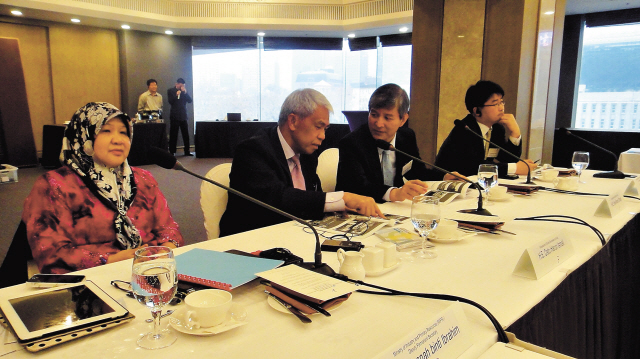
[0,170,637,359]
[618,148,640,174]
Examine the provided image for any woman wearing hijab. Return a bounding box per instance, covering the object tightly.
[22,102,184,274]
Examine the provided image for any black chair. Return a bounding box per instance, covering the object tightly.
[0,221,34,288]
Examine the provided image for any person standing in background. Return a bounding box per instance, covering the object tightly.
[167,78,193,156]
[137,79,163,115]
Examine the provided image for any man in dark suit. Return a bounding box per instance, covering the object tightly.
[336,84,453,203]
[435,80,537,177]
[219,88,383,237]
[167,78,193,156]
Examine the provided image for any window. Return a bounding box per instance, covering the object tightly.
[600,119,605,128]
[591,118,595,127]
[582,103,587,113]
[634,118,638,128]
[591,103,596,112]
[574,23,640,131]
[620,118,625,128]
[610,119,614,128]
[581,119,586,127]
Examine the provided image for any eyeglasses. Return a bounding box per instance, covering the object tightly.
[483,100,505,107]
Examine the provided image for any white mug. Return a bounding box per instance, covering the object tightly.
[361,247,384,273]
[184,289,232,329]
[375,242,398,268]
[554,176,579,191]
[433,219,458,239]
[541,169,559,181]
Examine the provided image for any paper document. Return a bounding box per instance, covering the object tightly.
[256,265,357,302]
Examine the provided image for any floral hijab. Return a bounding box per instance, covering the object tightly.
[60,102,142,249]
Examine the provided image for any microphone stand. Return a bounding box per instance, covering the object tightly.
[454,120,535,185]
[375,140,493,216]
[561,128,626,179]
[148,147,337,277]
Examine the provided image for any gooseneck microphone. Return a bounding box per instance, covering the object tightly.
[559,128,626,179]
[374,139,493,216]
[147,146,337,277]
[453,120,535,185]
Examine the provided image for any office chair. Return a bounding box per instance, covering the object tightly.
[316,148,339,192]
[200,163,232,239]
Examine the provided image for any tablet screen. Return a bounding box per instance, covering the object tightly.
[9,285,115,332]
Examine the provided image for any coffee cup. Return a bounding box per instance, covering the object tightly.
[433,219,458,239]
[375,242,398,268]
[184,289,232,329]
[541,169,559,181]
[553,176,578,191]
[361,247,384,273]
[489,186,508,199]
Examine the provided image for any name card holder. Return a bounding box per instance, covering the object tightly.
[376,303,473,359]
[624,176,640,196]
[513,231,574,280]
[594,191,624,218]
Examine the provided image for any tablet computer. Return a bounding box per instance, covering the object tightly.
[0,281,129,342]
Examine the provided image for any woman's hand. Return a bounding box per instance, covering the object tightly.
[106,244,148,264]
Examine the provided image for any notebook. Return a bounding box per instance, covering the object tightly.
[176,248,284,291]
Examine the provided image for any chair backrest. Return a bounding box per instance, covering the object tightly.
[0,221,35,288]
[316,148,339,192]
[200,163,232,239]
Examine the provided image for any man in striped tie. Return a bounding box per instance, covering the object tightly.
[219,88,383,237]
[435,80,537,178]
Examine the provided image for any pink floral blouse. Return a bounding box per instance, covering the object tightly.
[22,166,184,273]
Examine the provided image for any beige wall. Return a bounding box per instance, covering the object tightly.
[49,24,120,124]
[0,20,120,155]
[0,23,53,153]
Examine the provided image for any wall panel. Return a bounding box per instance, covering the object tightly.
[49,24,120,123]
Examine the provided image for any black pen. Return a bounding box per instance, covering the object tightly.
[533,159,541,164]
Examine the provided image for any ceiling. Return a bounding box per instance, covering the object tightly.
[1,0,639,38]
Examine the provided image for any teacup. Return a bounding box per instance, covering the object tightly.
[433,219,458,239]
[554,176,579,191]
[541,169,559,181]
[361,247,384,273]
[489,186,508,199]
[184,289,232,329]
[375,242,398,268]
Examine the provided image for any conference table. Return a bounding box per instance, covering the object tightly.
[0,171,639,358]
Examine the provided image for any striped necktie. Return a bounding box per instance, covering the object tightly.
[484,128,492,159]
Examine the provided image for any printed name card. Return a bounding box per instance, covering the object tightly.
[594,190,624,218]
[624,176,640,196]
[376,303,473,359]
[513,231,574,280]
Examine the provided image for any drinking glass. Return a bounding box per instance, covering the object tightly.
[132,246,178,349]
[477,164,499,205]
[572,151,590,183]
[410,196,440,259]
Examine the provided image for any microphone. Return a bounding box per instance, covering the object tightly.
[374,139,492,216]
[453,120,535,184]
[147,146,338,277]
[559,128,626,179]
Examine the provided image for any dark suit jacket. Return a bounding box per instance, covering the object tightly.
[335,124,441,203]
[435,114,522,177]
[166,87,192,122]
[219,127,326,237]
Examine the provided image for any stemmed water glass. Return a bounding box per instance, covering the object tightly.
[572,151,590,183]
[477,164,498,205]
[410,196,440,259]
[131,246,178,349]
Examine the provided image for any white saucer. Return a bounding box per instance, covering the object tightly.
[366,260,401,277]
[488,193,513,202]
[534,176,556,183]
[267,296,343,315]
[428,230,475,244]
[169,304,248,336]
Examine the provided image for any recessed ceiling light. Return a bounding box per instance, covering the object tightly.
[347,33,356,38]
[545,11,555,15]
[399,27,409,33]
[165,30,173,35]
[10,10,22,16]
[458,35,465,38]
[71,18,80,23]
[257,32,265,37]
[121,25,130,30]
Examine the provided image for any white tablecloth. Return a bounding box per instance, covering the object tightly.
[0,171,637,359]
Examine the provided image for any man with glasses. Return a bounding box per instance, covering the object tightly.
[435,80,537,177]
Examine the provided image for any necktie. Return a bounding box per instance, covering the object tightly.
[484,128,492,159]
[291,155,306,190]
[382,150,394,186]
